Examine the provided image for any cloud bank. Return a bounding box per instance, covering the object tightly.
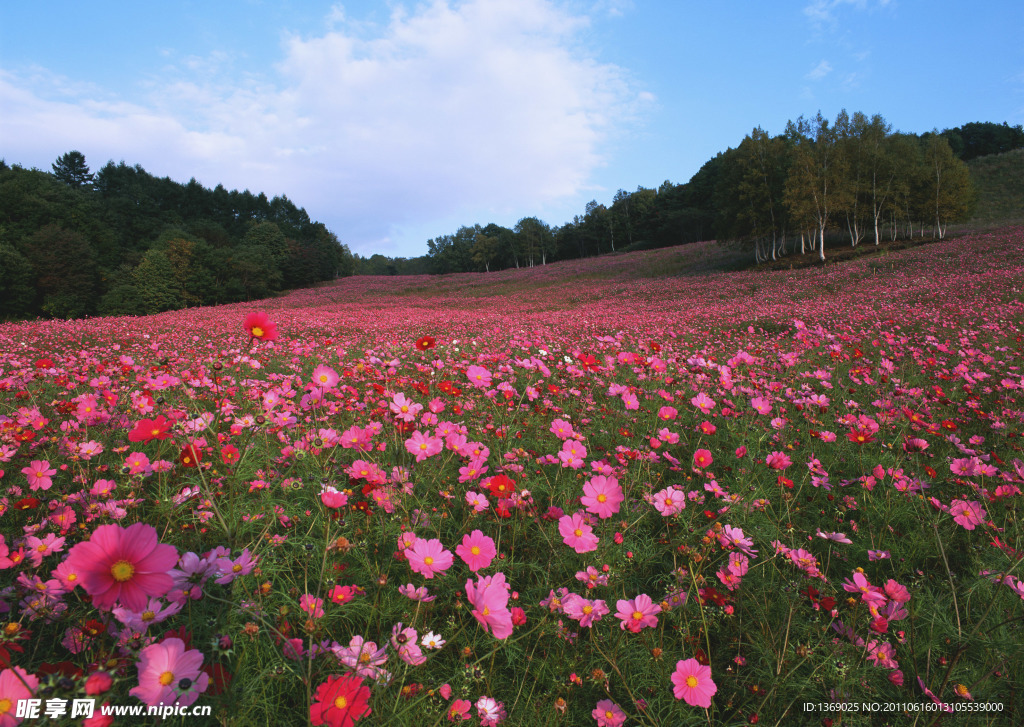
[0,1,644,255]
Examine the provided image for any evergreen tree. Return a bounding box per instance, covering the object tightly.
[52,151,94,188]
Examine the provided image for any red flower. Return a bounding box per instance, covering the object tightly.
[487,475,515,498]
[180,445,202,468]
[35,358,54,369]
[415,336,436,351]
[243,311,278,342]
[310,673,372,727]
[128,415,173,443]
[846,429,875,445]
[221,445,240,465]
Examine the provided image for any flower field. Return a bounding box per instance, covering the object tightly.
[2,227,1024,726]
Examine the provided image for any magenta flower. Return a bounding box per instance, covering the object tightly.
[0,666,40,722]
[581,475,624,519]
[64,522,178,611]
[466,365,492,389]
[765,451,792,470]
[693,449,713,469]
[22,459,57,491]
[671,658,717,707]
[592,699,626,726]
[455,530,497,572]
[465,572,513,639]
[615,593,660,633]
[563,594,609,628]
[320,485,349,509]
[558,512,600,553]
[950,499,986,530]
[652,487,686,516]
[406,538,454,579]
[405,431,443,461]
[129,637,209,707]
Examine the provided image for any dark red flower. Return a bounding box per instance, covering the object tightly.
[415,336,436,351]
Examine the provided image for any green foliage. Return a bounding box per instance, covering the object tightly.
[51,150,94,188]
[0,238,35,318]
[0,154,349,320]
[967,148,1024,222]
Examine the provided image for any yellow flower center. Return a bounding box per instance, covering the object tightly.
[233,564,243,572]
[482,607,490,616]
[251,326,264,338]
[359,653,371,663]
[583,605,593,614]
[159,671,175,686]
[142,610,156,622]
[632,610,643,621]
[573,529,583,537]
[686,675,698,688]
[471,546,480,555]
[110,560,135,582]
[665,498,673,506]
[0,699,11,715]
[597,494,607,503]
[424,556,434,565]
[37,544,48,552]
[334,696,349,709]
[605,710,614,719]
[68,573,77,582]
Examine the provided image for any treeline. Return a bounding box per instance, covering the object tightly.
[0,152,354,320]
[358,118,1018,275]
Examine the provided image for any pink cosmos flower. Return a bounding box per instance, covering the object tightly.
[581,475,624,519]
[300,594,326,619]
[950,499,986,530]
[22,460,57,491]
[455,530,497,572]
[310,364,339,389]
[64,522,178,611]
[320,486,350,509]
[0,666,40,723]
[243,311,277,341]
[406,538,454,579]
[593,699,626,726]
[563,594,609,628]
[129,637,209,707]
[466,365,492,389]
[448,699,472,721]
[334,636,389,679]
[671,658,717,708]
[405,431,443,461]
[691,392,716,413]
[466,490,490,512]
[652,487,686,516]
[558,512,600,553]
[765,451,792,470]
[693,449,713,469]
[465,572,513,639]
[615,593,660,632]
[750,396,772,415]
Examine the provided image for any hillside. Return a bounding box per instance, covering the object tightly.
[968,147,1024,223]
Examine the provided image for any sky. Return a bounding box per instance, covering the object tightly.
[2,1,1022,258]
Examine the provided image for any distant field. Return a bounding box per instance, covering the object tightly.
[1,226,1023,726]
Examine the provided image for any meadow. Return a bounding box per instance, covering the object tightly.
[1,226,1023,726]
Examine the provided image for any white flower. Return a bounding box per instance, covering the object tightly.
[420,631,446,649]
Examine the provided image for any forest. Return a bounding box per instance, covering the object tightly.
[1,117,1020,317]
[356,116,1021,275]
[0,155,355,319]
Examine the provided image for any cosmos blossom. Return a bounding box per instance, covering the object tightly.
[615,593,660,632]
[129,637,209,707]
[580,475,624,519]
[465,572,513,639]
[558,512,600,553]
[64,523,178,611]
[243,311,277,341]
[455,530,497,572]
[671,658,717,708]
[310,672,373,727]
[406,538,454,579]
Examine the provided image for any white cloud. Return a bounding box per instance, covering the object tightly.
[0,0,644,256]
[806,59,833,80]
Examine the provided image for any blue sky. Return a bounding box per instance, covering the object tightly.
[2,1,1022,257]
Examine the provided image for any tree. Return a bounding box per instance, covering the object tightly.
[471,232,500,272]
[922,133,974,239]
[26,224,98,318]
[0,238,35,318]
[132,249,183,314]
[784,112,848,261]
[52,151,94,188]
